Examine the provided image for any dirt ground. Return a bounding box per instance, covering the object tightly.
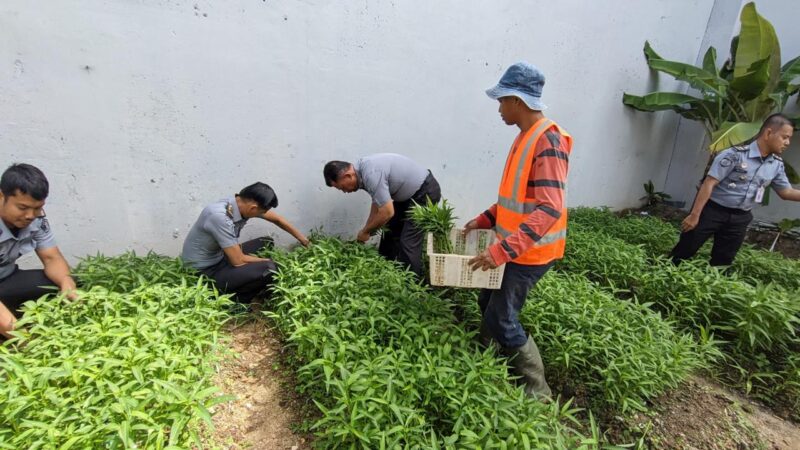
[206,320,312,450]
[617,376,800,450]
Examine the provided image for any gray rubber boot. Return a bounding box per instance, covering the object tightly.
[504,336,552,401]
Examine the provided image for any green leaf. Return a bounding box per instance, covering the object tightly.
[732,2,781,99]
[779,55,800,88]
[622,92,716,122]
[708,121,761,151]
[702,46,717,74]
[643,42,727,95]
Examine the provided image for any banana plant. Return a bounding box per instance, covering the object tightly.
[623,2,800,183]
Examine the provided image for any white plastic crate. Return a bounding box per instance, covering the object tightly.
[426,229,505,289]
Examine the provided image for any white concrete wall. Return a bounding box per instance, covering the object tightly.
[1,0,716,262]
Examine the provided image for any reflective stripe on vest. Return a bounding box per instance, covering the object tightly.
[497,119,554,207]
[496,225,567,245]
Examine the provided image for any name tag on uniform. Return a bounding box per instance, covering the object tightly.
[755,185,765,203]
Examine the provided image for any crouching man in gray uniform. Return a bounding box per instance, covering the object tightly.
[323,153,441,277]
[0,164,77,338]
[181,182,309,302]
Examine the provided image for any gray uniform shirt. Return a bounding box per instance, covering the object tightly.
[355,153,428,206]
[708,141,792,211]
[0,216,57,280]
[181,197,248,270]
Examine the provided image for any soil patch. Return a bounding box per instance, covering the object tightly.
[206,320,312,450]
[615,376,800,449]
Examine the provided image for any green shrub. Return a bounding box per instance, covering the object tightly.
[0,281,233,449]
[73,251,202,292]
[450,273,713,414]
[557,228,647,292]
[732,246,800,292]
[267,238,601,449]
[526,272,716,413]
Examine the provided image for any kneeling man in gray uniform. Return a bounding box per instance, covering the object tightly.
[0,164,77,338]
[181,182,309,302]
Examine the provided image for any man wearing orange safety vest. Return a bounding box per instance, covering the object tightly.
[465,62,572,400]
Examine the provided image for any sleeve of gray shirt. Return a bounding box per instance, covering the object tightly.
[204,212,239,249]
[707,149,736,182]
[32,217,57,250]
[770,162,792,192]
[365,169,392,207]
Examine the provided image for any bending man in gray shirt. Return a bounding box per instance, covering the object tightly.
[323,153,441,277]
[181,182,309,303]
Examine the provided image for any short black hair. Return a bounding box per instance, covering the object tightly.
[238,182,278,211]
[323,161,352,187]
[1,163,49,200]
[759,113,793,136]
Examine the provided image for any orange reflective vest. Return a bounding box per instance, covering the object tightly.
[495,118,572,265]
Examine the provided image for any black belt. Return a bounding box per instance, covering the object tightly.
[707,200,750,215]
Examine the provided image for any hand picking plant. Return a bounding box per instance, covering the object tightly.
[408,197,457,254]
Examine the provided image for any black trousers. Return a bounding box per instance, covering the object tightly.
[200,237,277,303]
[0,267,57,317]
[378,171,442,278]
[671,200,753,266]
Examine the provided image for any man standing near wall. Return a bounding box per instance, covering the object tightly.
[0,164,77,339]
[465,62,573,400]
[323,154,441,277]
[181,182,309,303]
[672,114,800,266]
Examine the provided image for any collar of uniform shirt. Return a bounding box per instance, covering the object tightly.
[228,196,244,222]
[0,217,35,242]
[749,140,773,162]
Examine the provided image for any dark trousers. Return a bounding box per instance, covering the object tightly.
[478,262,553,348]
[378,171,442,278]
[200,237,277,303]
[671,200,753,266]
[0,267,57,317]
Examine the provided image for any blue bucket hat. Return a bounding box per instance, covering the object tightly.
[486,62,546,110]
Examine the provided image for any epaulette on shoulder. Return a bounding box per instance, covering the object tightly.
[732,144,749,152]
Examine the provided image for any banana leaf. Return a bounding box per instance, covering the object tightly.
[622,92,716,122]
[702,47,717,74]
[708,121,761,152]
[644,41,727,95]
[732,2,780,99]
[779,56,800,88]
[731,57,772,100]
